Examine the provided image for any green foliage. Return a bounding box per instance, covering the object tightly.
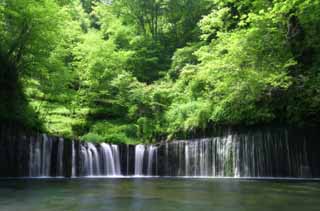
[1,0,320,142]
[81,132,105,142]
[81,121,139,144]
[169,43,201,80]
[0,0,70,128]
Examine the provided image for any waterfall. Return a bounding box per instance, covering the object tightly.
[134,145,145,176]
[133,144,157,176]
[29,135,53,177]
[160,132,312,177]
[8,127,320,178]
[87,143,100,176]
[185,144,189,176]
[111,145,121,175]
[147,145,157,175]
[199,139,209,176]
[29,136,41,177]
[41,135,52,176]
[80,145,88,176]
[87,145,93,175]
[100,143,116,176]
[79,143,97,176]
[79,143,121,176]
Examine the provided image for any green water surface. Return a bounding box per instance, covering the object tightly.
[0,178,319,211]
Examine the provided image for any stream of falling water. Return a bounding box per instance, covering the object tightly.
[134,145,145,176]
[27,130,313,178]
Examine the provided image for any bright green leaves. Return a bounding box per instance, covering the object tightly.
[0,0,72,129]
[164,1,298,135]
[1,0,66,71]
[199,8,232,41]
[2,0,320,141]
[73,31,130,86]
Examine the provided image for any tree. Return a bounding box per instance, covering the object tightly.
[0,0,68,127]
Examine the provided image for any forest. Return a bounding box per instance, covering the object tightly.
[1,0,320,144]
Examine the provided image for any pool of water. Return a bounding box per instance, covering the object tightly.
[0,178,319,211]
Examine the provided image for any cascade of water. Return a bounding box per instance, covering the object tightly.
[111,144,121,175]
[100,143,116,175]
[147,145,157,175]
[29,136,41,177]
[134,145,145,175]
[87,145,93,175]
[80,145,89,176]
[79,142,122,177]
[87,143,100,176]
[25,129,315,178]
[188,141,198,176]
[216,135,234,177]
[234,135,240,178]
[172,132,312,177]
[185,144,189,176]
[41,135,52,176]
[199,139,209,176]
[30,135,53,177]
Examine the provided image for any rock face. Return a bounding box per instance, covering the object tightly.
[0,125,319,178]
[0,125,29,177]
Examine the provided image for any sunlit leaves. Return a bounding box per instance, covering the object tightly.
[2,0,320,140]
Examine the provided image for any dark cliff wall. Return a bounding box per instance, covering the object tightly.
[0,124,30,177]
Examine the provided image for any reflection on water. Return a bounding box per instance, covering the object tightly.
[0,178,319,211]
